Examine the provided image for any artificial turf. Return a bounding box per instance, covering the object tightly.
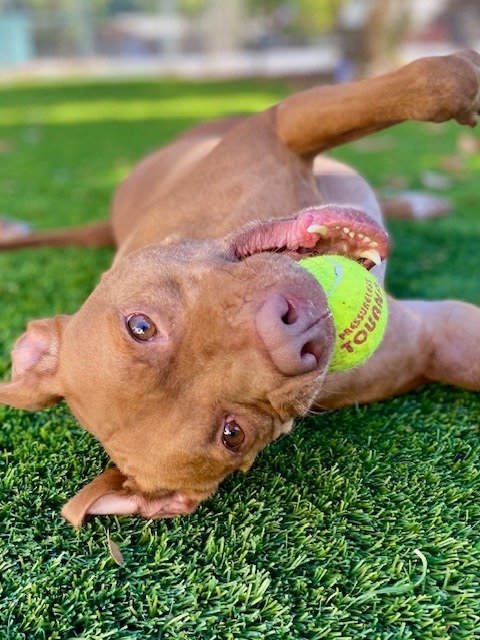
[0,75,479,640]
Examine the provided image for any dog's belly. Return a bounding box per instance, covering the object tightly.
[111,134,223,246]
[110,118,386,261]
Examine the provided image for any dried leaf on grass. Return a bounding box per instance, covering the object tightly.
[383,175,409,190]
[420,170,452,190]
[107,530,125,567]
[457,132,480,155]
[380,191,453,220]
[439,155,466,175]
[0,139,13,154]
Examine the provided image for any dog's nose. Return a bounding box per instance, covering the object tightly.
[255,293,332,376]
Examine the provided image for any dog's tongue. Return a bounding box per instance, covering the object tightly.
[232,205,389,268]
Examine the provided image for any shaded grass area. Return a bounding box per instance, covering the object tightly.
[1,77,479,639]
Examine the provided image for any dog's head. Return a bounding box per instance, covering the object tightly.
[0,206,387,527]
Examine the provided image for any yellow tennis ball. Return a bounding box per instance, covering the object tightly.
[299,255,388,372]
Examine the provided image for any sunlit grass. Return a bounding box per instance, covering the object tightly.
[0,94,280,126]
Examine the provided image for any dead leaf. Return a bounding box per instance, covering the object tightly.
[457,132,480,155]
[384,175,409,190]
[107,530,125,567]
[439,155,465,174]
[379,191,452,220]
[0,139,13,154]
[420,171,452,190]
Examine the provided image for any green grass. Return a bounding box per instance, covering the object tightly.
[1,77,479,639]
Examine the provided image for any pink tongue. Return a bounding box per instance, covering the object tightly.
[232,205,389,261]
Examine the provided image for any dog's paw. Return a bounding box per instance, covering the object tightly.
[449,50,480,127]
[0,217,31,241]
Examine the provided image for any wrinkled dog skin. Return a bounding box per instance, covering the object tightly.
[1,51,480,528]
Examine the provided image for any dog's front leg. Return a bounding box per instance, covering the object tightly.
[276,50,480,157]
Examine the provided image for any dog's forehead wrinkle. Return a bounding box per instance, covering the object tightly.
[131,237,230,265]
[106,240,225,284]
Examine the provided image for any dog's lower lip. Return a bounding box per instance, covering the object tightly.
[232,205,388,265]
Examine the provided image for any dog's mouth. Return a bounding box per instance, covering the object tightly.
[231,205,389,269]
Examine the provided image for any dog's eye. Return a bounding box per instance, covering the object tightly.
[222,420,245,451]
[126,314,157,341]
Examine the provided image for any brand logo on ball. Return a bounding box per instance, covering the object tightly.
[337,280,385,354]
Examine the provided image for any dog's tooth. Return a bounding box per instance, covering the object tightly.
[334,225,342,230]
[349,231,355,238]
[358,233,364,239]
[343,227,350,234]
[369,241,378,247]
[359,249,382,265]
[363,236,371,243]
[307,224,329,235]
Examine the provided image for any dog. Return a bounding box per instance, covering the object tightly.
[1,50,480,528]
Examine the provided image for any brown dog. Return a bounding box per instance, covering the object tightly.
[1,51,480,528]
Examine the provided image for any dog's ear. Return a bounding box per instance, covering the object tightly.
[62,468,202,529]
[62,468,131,528]
[0,315,69,410]
[62,467,201,528]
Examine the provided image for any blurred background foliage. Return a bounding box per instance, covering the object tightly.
[1,1,480,80]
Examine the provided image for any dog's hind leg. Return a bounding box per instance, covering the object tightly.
[276,50,480,157]
[315,297,480,409]
[402,299,480,392]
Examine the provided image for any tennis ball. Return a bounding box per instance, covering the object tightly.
[299,255,388,372]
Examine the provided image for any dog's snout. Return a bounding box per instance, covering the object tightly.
[255,293,333,376]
